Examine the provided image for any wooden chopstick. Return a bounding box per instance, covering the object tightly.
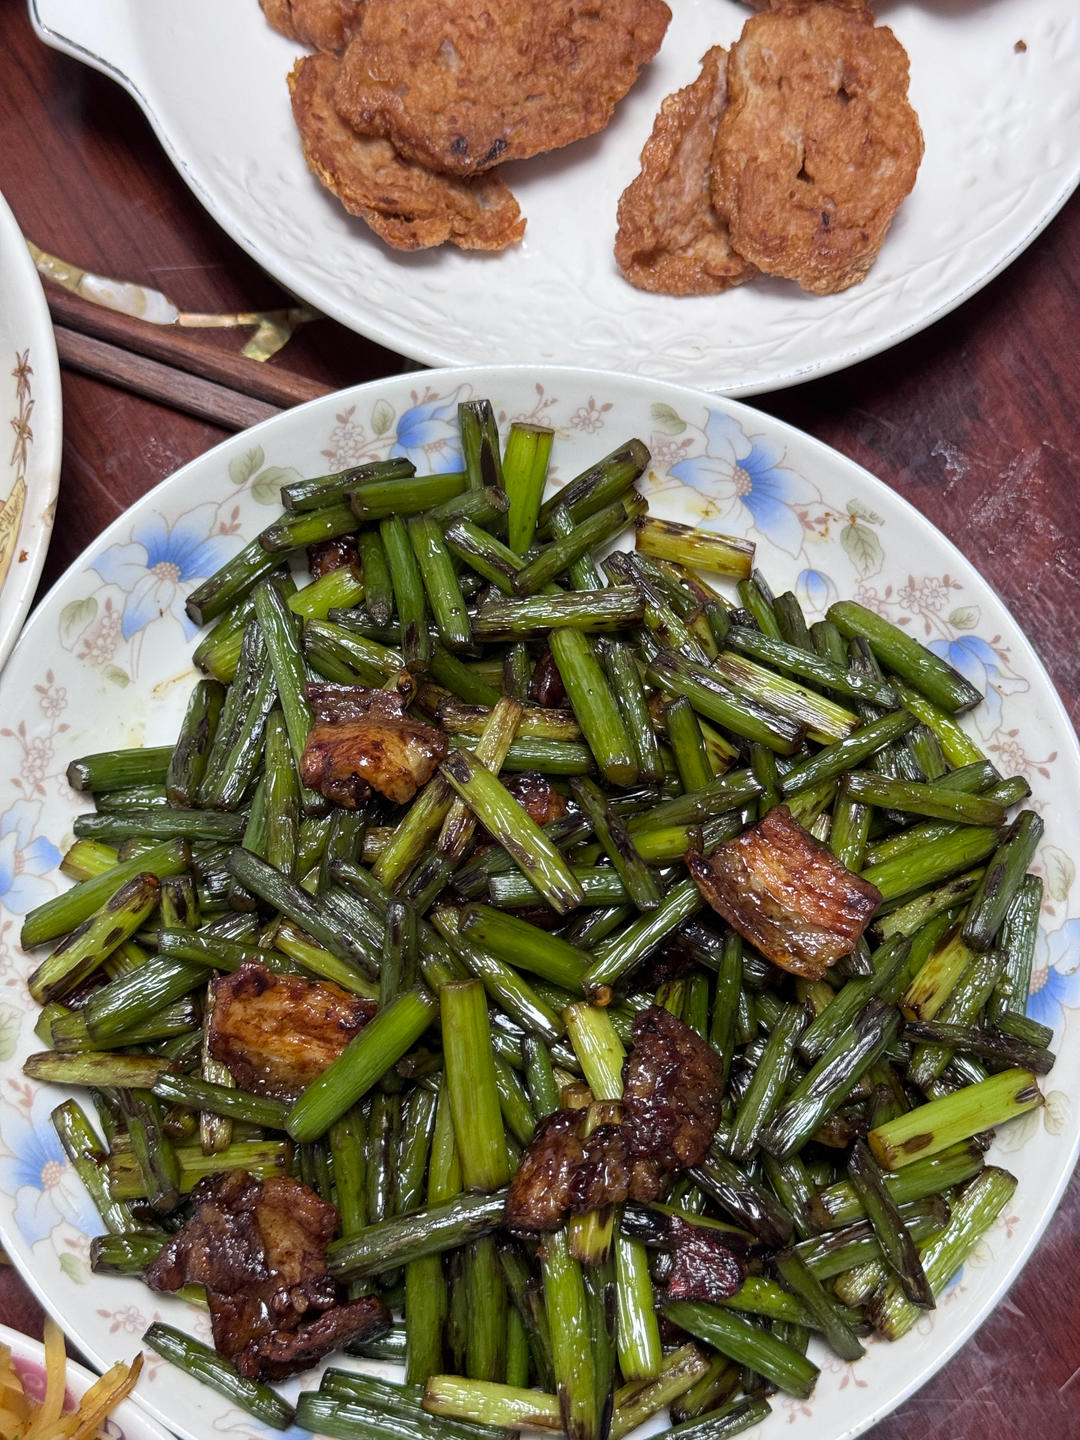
[54,325,287,432]
[45,283,333,415]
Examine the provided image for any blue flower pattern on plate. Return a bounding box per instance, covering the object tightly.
[0,801,61,914]
[91,503,235,641]
[1028,917,1080,1038]
[927,634,1025,735]
[390,397,463,473]
[796,568,839,613]
[0,1093,99,1246]
[670,409,819,558]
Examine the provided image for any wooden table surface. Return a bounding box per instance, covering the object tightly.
[2,2,1078,1435]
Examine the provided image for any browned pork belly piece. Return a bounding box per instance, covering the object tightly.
[253,1301,391,1377]
[622,1003,725,1175]
[207,963,377,1102]
[333,0,671,178]
[712,1,923,294]
[567,1114,635,1211]
[502,771,569,830]
[145,1170,391,1380]
[300,681,448,806]
[289,53,525,253]
[615,47,758,296]
[505,1007,723,1230]
[260,0,365,53]
[529,651,567,708]
[686,804,882,979]
[505,1107,635,1229]
[307,534,360,580]
[664,1214,747,1303]
[504,1108,585,1231]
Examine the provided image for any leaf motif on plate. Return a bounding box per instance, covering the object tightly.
[59,1253,88,1284]
[650,403,686,436]
[1043,1089,1069,1135]
[0,1005,18,1062]
[58,597,97,648]
[969,1237,995,1268]
[841,521,884,580]
[251,466,303,507]
[104,665,130,688]
[993,1103,1041,1153]
[1041,847,1075,904]
[229,447,265,487]
[949,606,981,630]
[846,499,884,525]
[372,398,395,437]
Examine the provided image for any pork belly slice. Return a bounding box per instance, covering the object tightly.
[529,651,567,708]
[500,771,569,830]
[504,1108,586,1231]
[308,535,360,580]
[686,804,881,979]
[145,1170,391,1380]
[505,1106,642,1230]
[300,682,448,806]
[622,1003,725,1174]
[208,962,377,1102]
[505,1007,723,1230]
[664,1214,747,1303]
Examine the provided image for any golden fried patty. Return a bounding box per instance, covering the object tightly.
[260,0,365,54]
[615,47,758,296]
[712,2,923,294]
[333,0,672,177]
[289,52,525,252]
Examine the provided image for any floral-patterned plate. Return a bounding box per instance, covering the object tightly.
[0,1321,177,1440]
[0,188,62,674]
[0,367,1077,1440]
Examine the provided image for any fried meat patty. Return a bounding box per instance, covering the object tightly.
[289,53,525,252]
[615,47,758,296]
[712,2,923,294]
[261,0,365,53]
[333,0,672,178]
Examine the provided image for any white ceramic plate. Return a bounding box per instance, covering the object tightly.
[0,188,62,673]
[0,1321,177,1440]
[27,0,1080,395]
[0,367,1077,1440]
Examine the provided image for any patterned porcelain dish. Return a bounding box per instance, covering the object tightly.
[27,0,1080,396]
[0,368,1077,1440]
[0,1321,177,1440]
[0,188,62,673]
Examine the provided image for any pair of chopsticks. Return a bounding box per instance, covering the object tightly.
[46,285,333,431]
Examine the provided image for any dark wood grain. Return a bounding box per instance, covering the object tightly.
[1,1,1077,1435]
[47,286,333,410]
[54,325,287,430]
